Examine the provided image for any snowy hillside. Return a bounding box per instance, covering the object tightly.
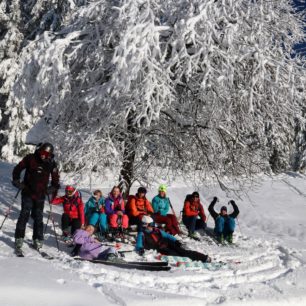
[1,161,306,306]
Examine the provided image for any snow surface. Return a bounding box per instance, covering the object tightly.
[1,161,306,306]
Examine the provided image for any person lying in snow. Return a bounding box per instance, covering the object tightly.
[208,197,239,243]
[135,216,211,263]
[72,225,118,260]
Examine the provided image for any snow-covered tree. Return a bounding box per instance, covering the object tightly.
[2,0,306,194]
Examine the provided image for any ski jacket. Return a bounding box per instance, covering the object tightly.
[136,227,177,251]
[105,193,125,216]
[52,192,85,224]
[183,200,207,222]
[208,199,239,221]
[127,195,154,217]
[73,229,106,260]
[12,151,60,200]
[152,195,170,216]
[84,196,106,220]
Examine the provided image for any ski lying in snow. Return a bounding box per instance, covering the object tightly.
[157,255,225,270]
[75,258,171,271]
[176,261,226,270]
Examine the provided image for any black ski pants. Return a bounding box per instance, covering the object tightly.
[158,243,209,263]
[61,213,81,235]
[15,195,45,240]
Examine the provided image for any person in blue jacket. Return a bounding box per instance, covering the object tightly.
[136,216,211,262]
[84,190,108,237]
[151,184,181,236]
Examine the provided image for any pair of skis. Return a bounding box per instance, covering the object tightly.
[75,257,171,271]
[15,246,53,260]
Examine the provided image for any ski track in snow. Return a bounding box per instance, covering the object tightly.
[1,162,306,305]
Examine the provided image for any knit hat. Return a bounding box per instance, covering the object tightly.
[220,206,227,212]
[192,191,200,198]
[138,187,147,194]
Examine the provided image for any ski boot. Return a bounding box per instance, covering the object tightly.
[33,239,43,250]
[226,233,233,244]
[217,234,224,244]
[15,238,24,256]
[188,232,200,241]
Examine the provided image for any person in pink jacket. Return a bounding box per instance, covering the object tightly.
[105,186,129,235]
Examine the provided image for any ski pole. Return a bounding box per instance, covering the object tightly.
[0,189,21,230]
[236,216,243,236]
[44,210,51,235]
[47,195,60,251]
[169,199,182,232]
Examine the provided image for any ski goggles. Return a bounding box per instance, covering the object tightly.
[40,150,51,159]
[66,189,75,196]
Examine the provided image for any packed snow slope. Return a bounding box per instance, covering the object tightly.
[0,161,306,306]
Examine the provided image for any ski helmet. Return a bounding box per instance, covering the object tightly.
[38,142,54,160]
[65,185,75,197]
[141,215,154,226]
[192,191,200,198]
[158,184,167,192]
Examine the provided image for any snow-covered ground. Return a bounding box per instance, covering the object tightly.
[1,161,306,306]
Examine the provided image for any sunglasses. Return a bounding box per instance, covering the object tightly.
[66,190,74,196]
[193,195,199,198]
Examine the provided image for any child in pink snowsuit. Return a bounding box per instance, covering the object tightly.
[105,186,129,230]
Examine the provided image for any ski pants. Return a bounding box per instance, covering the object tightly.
[214,216,235,236]
[153,214,180,236]
[129,215,146,231]
[158,243,209,263]
[89,212,108,233]
[61,213,81,235]
[15,195,45,241]
[182,216,206,233]
[109,213,129,229]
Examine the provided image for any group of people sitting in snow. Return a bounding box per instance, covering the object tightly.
[11,142,239,264]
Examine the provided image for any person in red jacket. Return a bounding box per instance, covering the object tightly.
[126,187,154,230]
[51,185,85,240]
[182,192,207,239]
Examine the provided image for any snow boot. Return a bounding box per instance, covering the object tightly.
[71,244,81,257]
[33,239,43,250]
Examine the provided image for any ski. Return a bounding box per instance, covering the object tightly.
[29,244,54,259]
[176,261,226,270]
[75,258,171,271]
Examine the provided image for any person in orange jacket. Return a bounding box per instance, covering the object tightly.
[182,192,207,239]
[127,187,154,230]
[51,185,85,240]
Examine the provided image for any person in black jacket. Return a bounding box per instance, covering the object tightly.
[12,143,60,252]
[208,197,239,243]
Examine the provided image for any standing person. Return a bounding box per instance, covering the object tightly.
[126,187,154,231]
[105,186,129,237]
[152,184,181,237]
[51,185,85,241]
[182,192,207,239]
[136,216,211,262]
[12,142,60,252]
[84,189,108,237]
[73,225,118,261]
[208,197,239,243]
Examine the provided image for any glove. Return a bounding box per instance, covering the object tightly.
[175,240,182,248]
[46,185,58,195]
[229,200,236,205]
[12,180,25,190]
[212,196,218,204]
[138,248,145,256]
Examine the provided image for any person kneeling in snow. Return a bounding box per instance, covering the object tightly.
[72,225,118,261]
[136,216,211,263]
[208,197,239,243]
